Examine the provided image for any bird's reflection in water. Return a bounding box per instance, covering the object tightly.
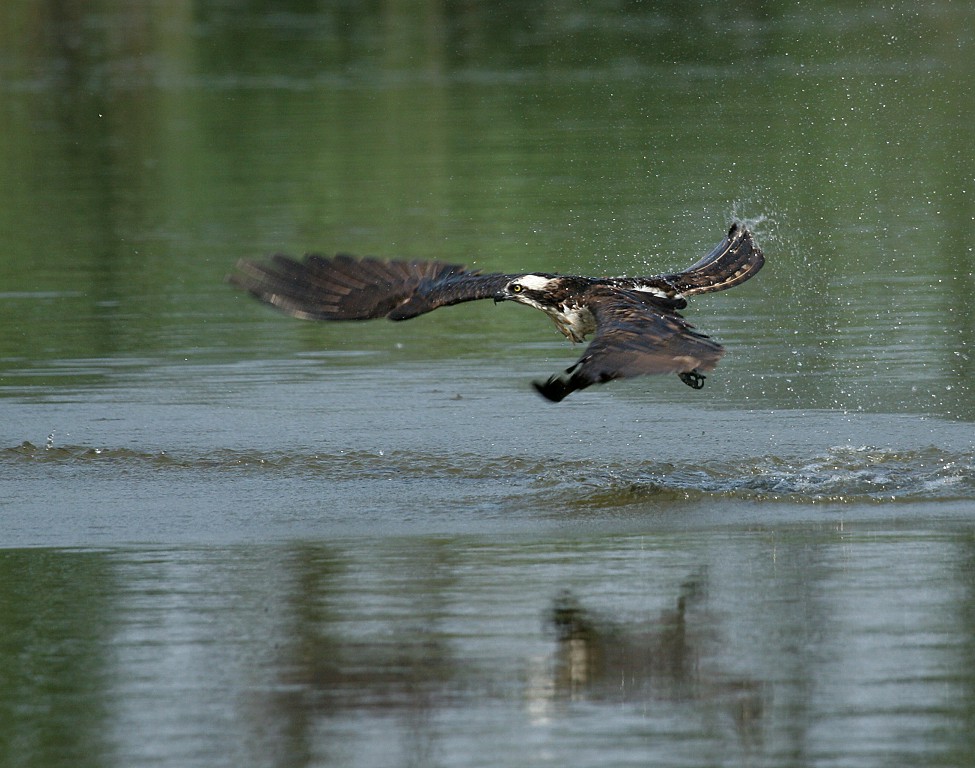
[255,555,765,764]
[545,574,765,748]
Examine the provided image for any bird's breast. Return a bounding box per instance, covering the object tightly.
[550,304,596,343]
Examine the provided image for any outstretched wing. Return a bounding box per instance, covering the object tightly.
[229,254,512,321]
[659,222,764,296]
[533,287,724,402]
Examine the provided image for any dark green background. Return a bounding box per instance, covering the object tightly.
[2,0,972,415]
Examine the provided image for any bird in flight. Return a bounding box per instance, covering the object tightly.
[229,223,764,402]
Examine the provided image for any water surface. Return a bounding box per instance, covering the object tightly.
[1,2,973,767]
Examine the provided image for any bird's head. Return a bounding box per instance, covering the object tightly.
[495,274,559,311]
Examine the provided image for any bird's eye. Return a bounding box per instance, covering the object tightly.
[511,284,523,293]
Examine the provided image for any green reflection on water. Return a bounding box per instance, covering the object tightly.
[0,550,114,767]
[0,1,972,417]
[3,533,975,766]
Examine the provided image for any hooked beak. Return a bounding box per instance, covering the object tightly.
[493,291,509,304]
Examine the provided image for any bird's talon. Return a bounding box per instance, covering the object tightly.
[679,371,706,389]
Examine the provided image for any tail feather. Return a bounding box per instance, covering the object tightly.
[666,223,764,296]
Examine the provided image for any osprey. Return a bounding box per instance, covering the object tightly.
[229,223,764,402]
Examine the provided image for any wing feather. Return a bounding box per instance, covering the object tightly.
[660,222,765,296]
[533,287,724,402]
[229,254,510,321]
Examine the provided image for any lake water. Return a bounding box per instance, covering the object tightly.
[1,2,974,767]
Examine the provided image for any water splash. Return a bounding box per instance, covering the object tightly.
[4,441,972,505]
[570,445,975,505]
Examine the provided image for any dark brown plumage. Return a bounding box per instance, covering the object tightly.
[228,223,764,401]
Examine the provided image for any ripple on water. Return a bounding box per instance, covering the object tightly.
[3,441,973,506]
[570,445,975,506]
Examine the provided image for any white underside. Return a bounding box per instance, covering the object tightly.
[632,283,670,298]
[549,304,596,343]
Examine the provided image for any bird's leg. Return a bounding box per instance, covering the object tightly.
[678,370,706,389]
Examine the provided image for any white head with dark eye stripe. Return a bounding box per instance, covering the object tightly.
[500,273,598,342]
[508,274,555,294]
[502,274,558,308]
